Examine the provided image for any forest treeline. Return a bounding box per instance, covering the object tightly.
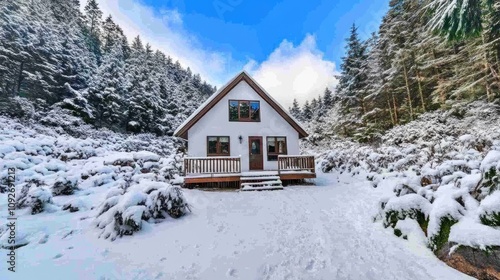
[0,0,215,135]
[290,0,500,142]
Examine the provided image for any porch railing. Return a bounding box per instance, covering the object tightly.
[184,156,241,175]
[278,155,315,174]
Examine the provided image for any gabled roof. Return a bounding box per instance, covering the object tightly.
[174,71,309,139]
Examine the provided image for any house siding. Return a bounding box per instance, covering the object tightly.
[187,80,300,172]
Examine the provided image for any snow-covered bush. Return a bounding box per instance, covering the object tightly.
[62,198,87,213]
[315,102,500,253]
[427,194,465,251]
[16,183,53,215]
[381,194,431,231]
[94,181,189,241]
[478,191,500,227]
[0,115,189,244]
[52,176,79,196]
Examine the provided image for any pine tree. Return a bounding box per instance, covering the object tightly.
[102,15,120,54]
[313,95,324,120]
[302,100,313,121]
[84,0,103,61]
[427,0,485,41]
[336,23,368,114]
[323,88,333,108]
[86,43,126,128]
[290,98,302,120]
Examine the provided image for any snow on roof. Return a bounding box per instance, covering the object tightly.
[173,70,308,138]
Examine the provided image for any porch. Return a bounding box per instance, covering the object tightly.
[183,155,316,189]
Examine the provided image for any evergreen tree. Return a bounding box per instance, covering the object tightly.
[302,100,313,121]
[86,43,126,128]
[83,0,103,61]
[102,15,120,54]
[290,98,302,120]
[323,87,333,109]
[336,23,368,114]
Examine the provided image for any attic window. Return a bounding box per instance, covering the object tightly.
[229,100,260,122]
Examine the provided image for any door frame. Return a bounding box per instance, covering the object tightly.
[248,136,264,170]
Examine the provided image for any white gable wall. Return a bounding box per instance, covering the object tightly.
[187,80,300,171]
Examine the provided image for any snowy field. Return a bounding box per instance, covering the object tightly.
[1,172,470,280]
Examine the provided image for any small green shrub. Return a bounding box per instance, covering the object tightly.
[384,209,428,234]
[429,217,457,252]
[482,167,499,195]
[480,211,500,227]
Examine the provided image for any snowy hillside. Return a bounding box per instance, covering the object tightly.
[0,118,469,279]
[313,101,500,279]
[0,110,479,280]
[0,0,215,136]
[0,115,191,249]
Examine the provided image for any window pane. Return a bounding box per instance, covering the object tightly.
[239,102,249,119]
[219,137,229,154]
[277,137,286,154]
[229,101,239,121]
[220,142,229,154]
[251,140,260,154]
[250,101,260,121]
[208,137,218,154]
[267,138,276,153]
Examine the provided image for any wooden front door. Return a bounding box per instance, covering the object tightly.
[248,136,263,170]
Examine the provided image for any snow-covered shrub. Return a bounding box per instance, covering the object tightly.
[427,194,465,251]
[94,181,189,241]
[104,153,136,167]
[52,176,79,196]
[62,198,87,213]
[429,217,458,252]
[148,185,189,219]
[381,194,431,232]
[478,191,500,227]
[17,184,53,215]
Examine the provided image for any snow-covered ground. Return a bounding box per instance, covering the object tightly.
[1,172,470,280]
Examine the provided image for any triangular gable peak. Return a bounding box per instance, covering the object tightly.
[174,71,308,139]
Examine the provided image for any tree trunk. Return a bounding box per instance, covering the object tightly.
[360,97,367,116]
[392,91,398,124]
[402,62,413,120]
[16,61,24,96]
[432,49,447,106]
[482,33,492,102]
[386,92,395,126]
[416,69,426,112]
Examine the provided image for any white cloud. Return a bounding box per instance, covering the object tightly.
[89,0,235,85]
[244,35,338,109]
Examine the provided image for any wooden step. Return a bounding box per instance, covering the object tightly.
[241,185,283,191]
[241,180,282,186]
[240,180,283,191]
[241,176,280,181]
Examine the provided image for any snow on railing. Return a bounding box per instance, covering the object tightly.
[184,156,241,174]
[278,155,315,173]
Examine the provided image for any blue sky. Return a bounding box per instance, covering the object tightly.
[95,0,388,107]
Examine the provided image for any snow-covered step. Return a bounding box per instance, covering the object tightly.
[241,180,282,186]
[240,180,283,191]
[240,176,281,181]
[241,185,283,191]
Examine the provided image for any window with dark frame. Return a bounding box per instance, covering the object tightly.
[267,136,287,161]
[207,136,230,156]
[229,100,260,121]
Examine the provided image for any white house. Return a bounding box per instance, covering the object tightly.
[174,71,315,189]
